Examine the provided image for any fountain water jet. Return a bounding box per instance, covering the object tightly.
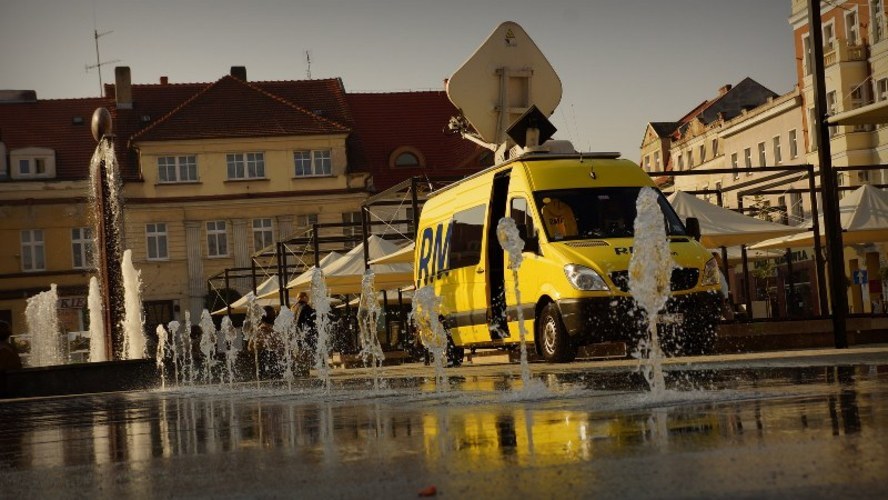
[88,277,107,362]
[89,108,126,360]
[122,249,146,360]
[411,285,449,392]
[311,268,334,393]
[628,187,674,395]
[496,217,533,389]
[357,270,385,390]
[25,284,63,367]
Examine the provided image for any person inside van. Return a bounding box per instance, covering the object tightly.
[541,197,578,240]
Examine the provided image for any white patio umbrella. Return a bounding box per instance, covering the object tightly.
[750,184,888,250]
[211,274,281,315]
[667,191,806,248]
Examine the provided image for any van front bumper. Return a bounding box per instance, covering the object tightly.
[557,292,722,343]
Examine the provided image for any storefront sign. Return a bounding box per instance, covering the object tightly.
[58,296,87,309]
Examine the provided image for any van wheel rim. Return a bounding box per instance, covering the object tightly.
[542,316,557,354]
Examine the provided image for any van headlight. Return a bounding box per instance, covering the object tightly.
[564,264,610,291]
[700,257,720,286]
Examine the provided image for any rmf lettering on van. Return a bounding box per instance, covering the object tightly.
[413,147,722,364]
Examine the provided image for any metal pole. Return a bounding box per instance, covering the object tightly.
[808,0,848,347]
[807,166,829,315]
[362,207,371,270]
[224,269,232,317]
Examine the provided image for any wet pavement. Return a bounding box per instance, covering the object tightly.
[1,347,887,499]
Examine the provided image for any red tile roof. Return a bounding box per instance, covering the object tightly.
[131,75,349,142]
[0,97,114,181]
[346,91,487,191]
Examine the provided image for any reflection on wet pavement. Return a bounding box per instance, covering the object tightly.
[1,357,887,498]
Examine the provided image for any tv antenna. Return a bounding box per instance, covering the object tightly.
[305,50,312,79]
[85,29,121,96]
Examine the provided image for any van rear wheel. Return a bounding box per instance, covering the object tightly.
[539,302,576,363]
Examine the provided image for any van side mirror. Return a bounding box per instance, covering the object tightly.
[685,217,701,241]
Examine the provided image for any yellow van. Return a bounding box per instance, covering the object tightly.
[413,147,722,363]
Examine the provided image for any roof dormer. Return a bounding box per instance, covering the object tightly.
[10,147,56,180]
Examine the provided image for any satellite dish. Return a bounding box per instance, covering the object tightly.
[446,21,562,148]
[506,105,557,148]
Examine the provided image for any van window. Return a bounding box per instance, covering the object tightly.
[534,187,686,240]
[450,205,486,268]
[510,197,536,245]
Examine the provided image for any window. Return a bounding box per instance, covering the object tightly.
[643,155,651,172]
[731,153,740,179]
[698,144,706,163]
[394,152,420,167]
[874,0,884,43]
[11,147,55,179]
[826,91,838,138]
[294,149,332,177]
[206,221,228,257]
[72,227,94,269]
[654,151,661,171]
[878,78,888,101]
[715,181,723,198]
[21,229,45,272]
[297,213,319,230]
[744,147,752,176]
[226,153,265,179]
[790,192,804,221]
[711,139,718,158]
[448,205,486,269]
[146,223,168,261]
[837,173,846,200]
[847,9,860,45]
[510,197,536,252]
[808,109,819,151]
[252,218,274,252]
[157,156,197,183]
[803,34,813,76]
[823,21,836,51]
[789,129,799,158]
[342,211,362,240]
[687,150,694,169]
[677,154,684,171]
[757,142,767,166]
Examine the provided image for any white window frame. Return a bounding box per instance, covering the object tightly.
[744,147,752,176]
[206,220,228,258]
[21,229,45,272]
[846,7,860,46]
[10,147,55,180]
[294,149,332,177]
[157,155,198,183]
[877,78,888,101]
[789,129,799,158]
[823,20,836,51]
[873,0,884,44]
[802,33,813,76]
[731,153,740,180]
[757,142,767,167]
[252,218,274,252]
[226,152,265,180]
[773,136,782,165]
[72,227,94,270]
[146,223,169,261]
[698,144,706,163]
[654,151,661,171]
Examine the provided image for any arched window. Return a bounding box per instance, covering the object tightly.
[389,146,425,168]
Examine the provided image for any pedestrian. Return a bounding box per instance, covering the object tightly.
[0,320,23,371]
[249,306,283,380]
[291,292,317,374]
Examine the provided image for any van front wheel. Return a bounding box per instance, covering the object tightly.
[539,303,576,363]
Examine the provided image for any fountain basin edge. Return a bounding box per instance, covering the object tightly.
[0,359,159,399]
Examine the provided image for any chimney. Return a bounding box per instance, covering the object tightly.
[230,66,247,81]
[115,66,133,110]
[159,76,168,85]
[718,84,732,96]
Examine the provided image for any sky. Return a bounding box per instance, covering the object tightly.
[0,0,798,161]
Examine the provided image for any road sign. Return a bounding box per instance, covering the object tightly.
[853,269,868,285]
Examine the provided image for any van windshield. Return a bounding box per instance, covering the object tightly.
[533,187,686,241]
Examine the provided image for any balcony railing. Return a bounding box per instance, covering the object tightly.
[823,41,867,67]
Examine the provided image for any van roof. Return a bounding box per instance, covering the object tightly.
[428,151,628,197]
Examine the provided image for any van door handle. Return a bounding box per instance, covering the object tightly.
[476,267,485,274]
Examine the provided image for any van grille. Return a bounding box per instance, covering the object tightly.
[609,268,700,293]
[565,240,609,248]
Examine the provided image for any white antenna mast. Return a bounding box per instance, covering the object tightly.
[86,29,121,96]
[305,50,312,79]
